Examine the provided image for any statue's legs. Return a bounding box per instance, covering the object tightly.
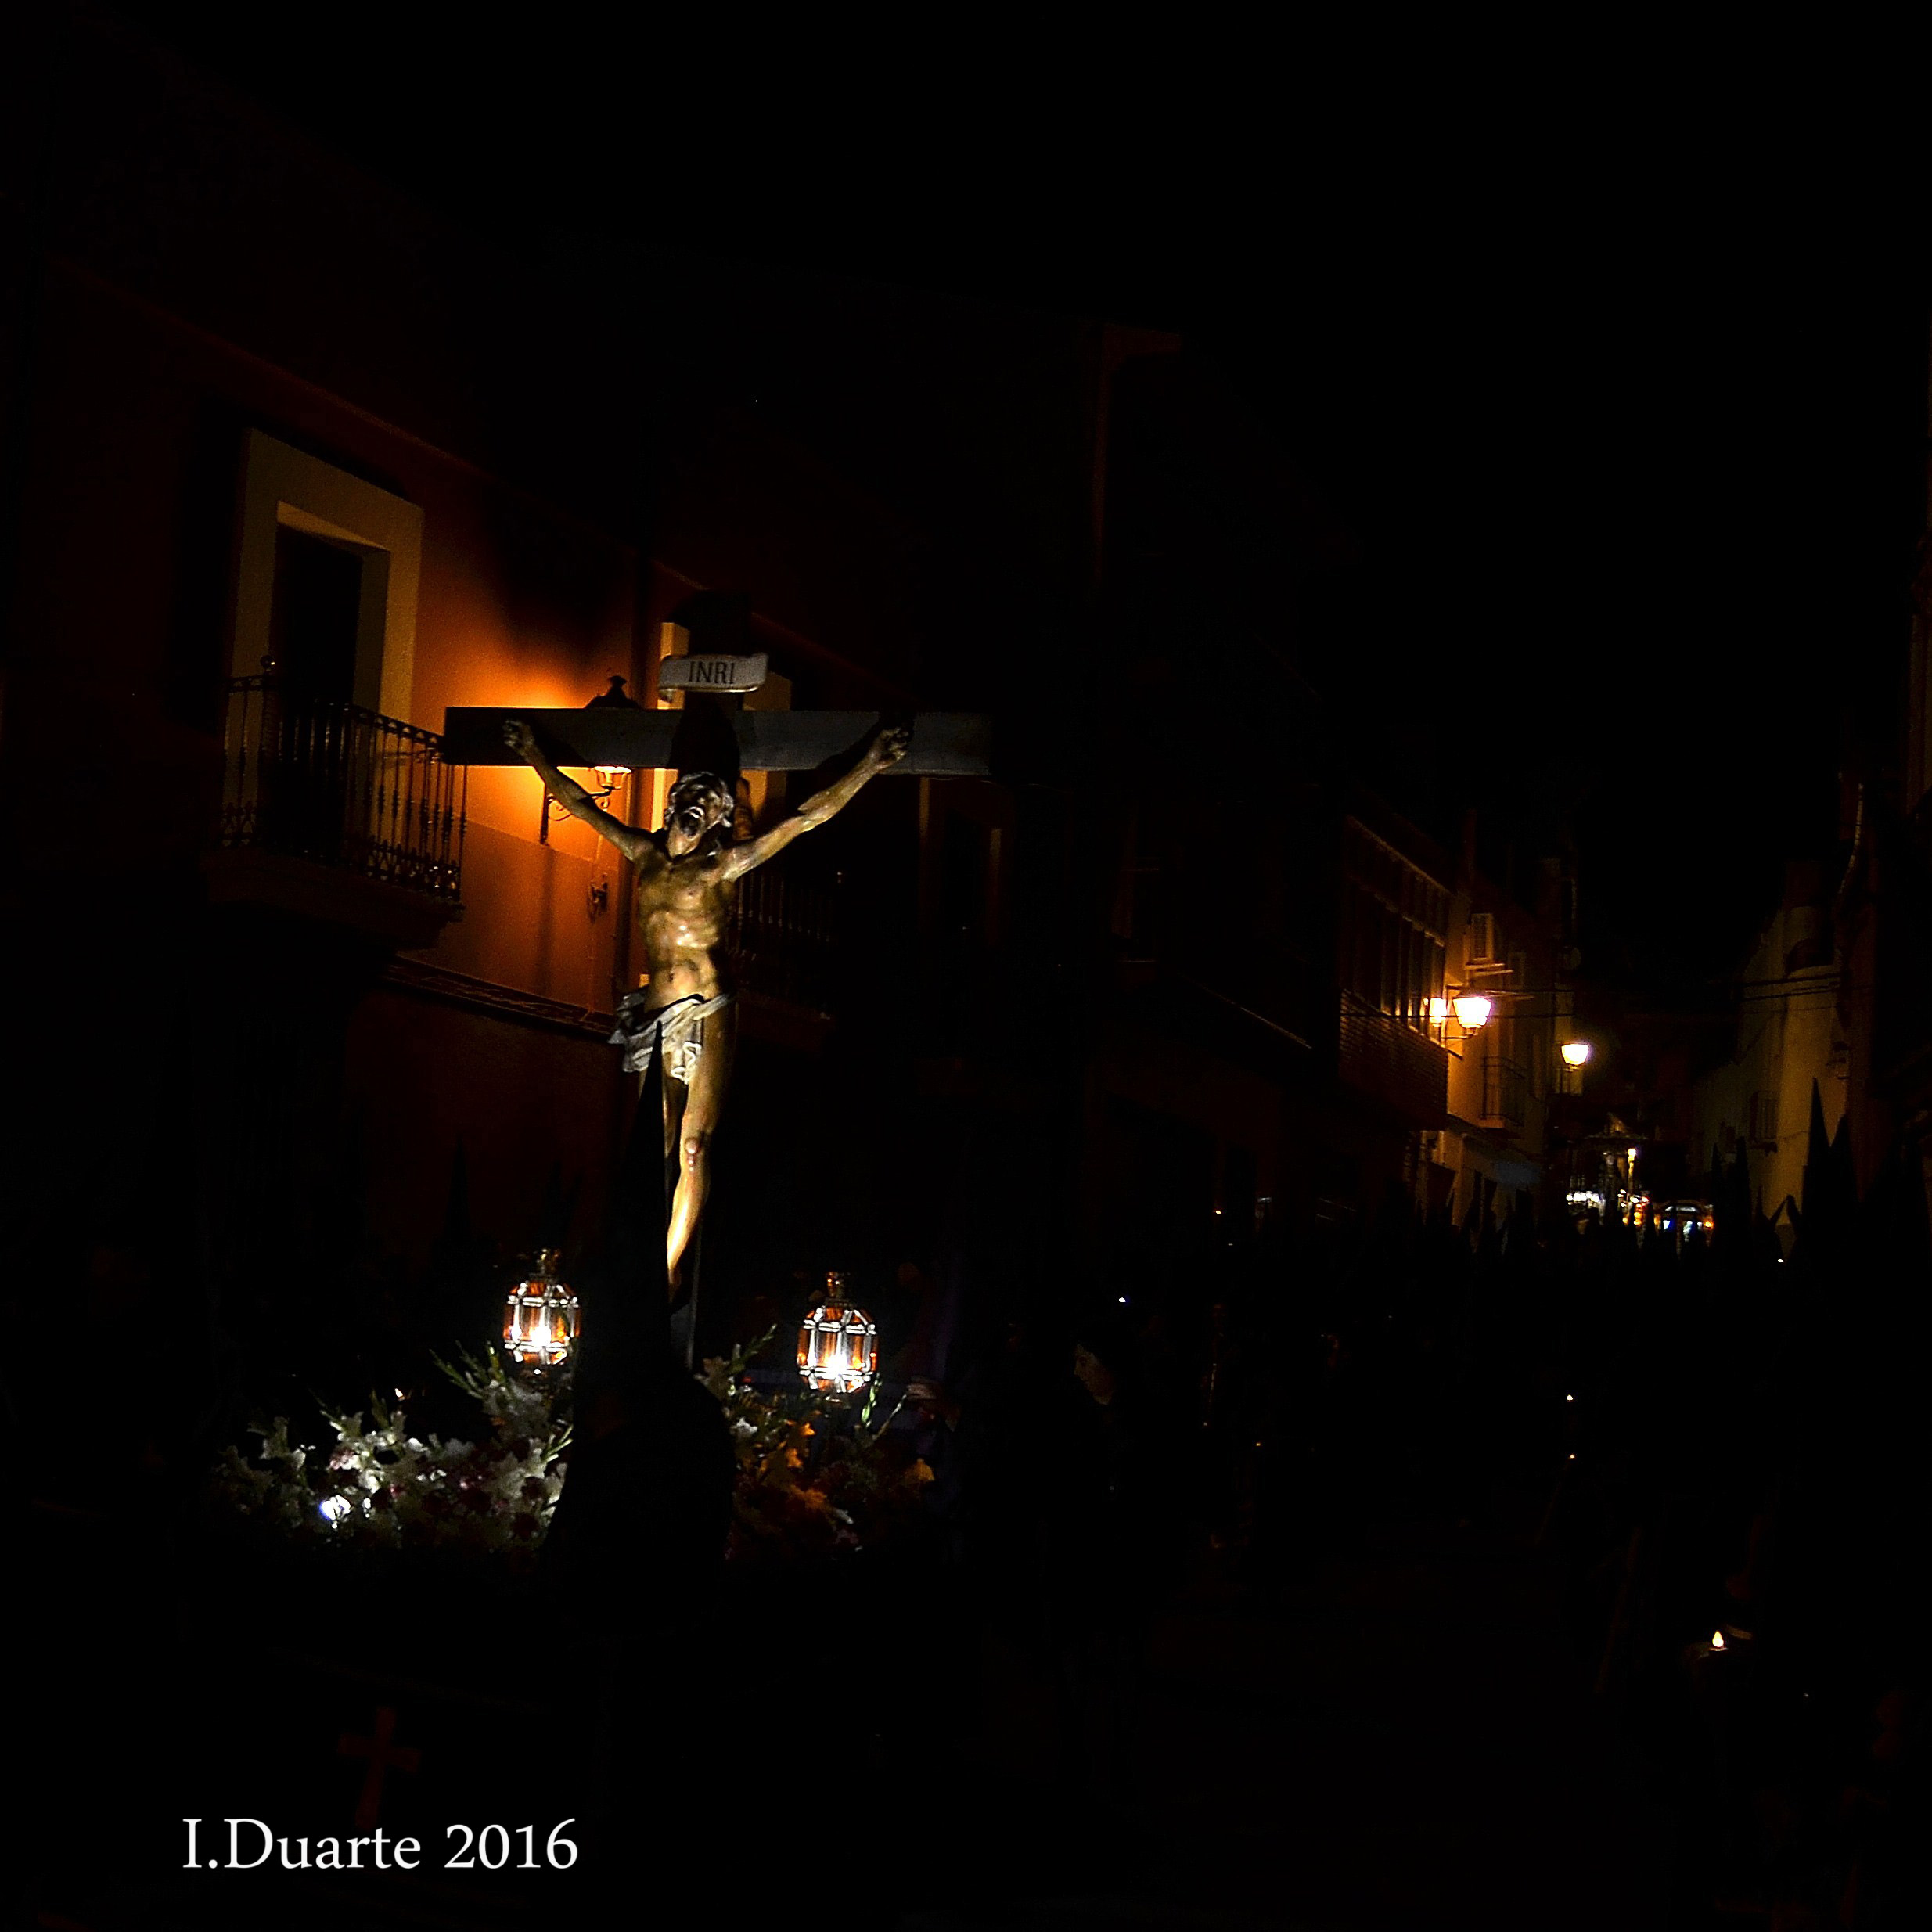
[664,1004,736,1294]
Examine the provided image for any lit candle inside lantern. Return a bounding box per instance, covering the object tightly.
[503,1249,580,1369]
[797,1273,879,1395]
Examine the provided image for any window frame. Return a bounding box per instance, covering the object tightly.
[230,429,424,725]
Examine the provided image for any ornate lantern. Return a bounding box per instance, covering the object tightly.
[797,1272,878,1395]
[504,1248,580,1369]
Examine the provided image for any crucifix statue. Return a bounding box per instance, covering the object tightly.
[445,610,988,1318]
[498,713,909,1290]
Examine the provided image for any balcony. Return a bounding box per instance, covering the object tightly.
[1338,991,1448,1125]
[204,674,466,948]
[725,864,836,1048]
[1480,1055,1527,1135]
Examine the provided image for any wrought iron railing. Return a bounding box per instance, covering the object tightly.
[218,675,466,901]
[1338,990,1448,1122]
[1481,1054,1527,1132]
[726,865,835,1013]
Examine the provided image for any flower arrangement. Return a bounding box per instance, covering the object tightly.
[209,1346,571,1564]
[700,1332,934,1563]
[210,1333,934,1567]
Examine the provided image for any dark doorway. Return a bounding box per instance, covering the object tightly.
[269,524,363,700]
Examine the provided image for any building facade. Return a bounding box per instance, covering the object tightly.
[1686,862,1848,1239]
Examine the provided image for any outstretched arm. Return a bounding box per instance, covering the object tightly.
[721,725,910,879]
[502,718,653,863]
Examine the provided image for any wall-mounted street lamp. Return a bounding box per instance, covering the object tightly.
[1429,991,1493,1049]
[1554,1038,1593,1096]
[584,675,640,795]
[540,675,642,843]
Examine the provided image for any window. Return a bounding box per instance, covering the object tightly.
[231,430,424,724]
[1340,819,1448,1031]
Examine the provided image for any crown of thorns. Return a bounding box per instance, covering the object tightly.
[667,771,733,807]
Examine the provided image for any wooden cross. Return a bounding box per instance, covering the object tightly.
[337,1704,422,1829]
[441,705,991,778]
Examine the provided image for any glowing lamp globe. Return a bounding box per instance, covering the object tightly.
[797,1273,878,1395]
[1452,991,1494,1031]
[504,1248,580,1369]
[1560,1041,1592,1068]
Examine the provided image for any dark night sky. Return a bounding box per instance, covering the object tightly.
[96,10,1932,998]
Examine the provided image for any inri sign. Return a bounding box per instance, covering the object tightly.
[657,653,769,696]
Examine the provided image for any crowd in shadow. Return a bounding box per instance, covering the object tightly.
[542,1106,1928,1927]
[919,1128,1925,1929]
[1214,1138,1922,1932]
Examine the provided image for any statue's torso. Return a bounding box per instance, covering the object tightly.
[635,838,734,1001]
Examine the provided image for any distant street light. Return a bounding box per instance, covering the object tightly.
[1452,991,1494,1031]
[1560,1041,1592,1068]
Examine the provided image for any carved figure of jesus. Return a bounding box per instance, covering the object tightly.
[502,718,909,1291]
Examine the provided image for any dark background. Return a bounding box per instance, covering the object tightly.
[103,10,1932,998]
